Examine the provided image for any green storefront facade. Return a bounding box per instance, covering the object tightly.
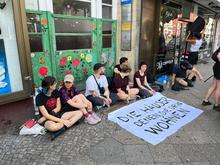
[26,1,117,88]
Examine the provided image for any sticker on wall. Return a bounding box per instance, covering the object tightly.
[0,39,11,95]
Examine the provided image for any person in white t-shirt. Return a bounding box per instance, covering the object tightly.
[85,63,117,108]
[186,32,204,81]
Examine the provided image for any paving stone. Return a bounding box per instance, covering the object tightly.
[149,144,182,163]
[173,144,209,162]
[124,145,153,163]
[90,138,125,164]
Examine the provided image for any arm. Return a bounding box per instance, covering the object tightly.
[136,77,146,89]
[171,74,176,85]
[217,52,220,62]
[39,105,63,123]
[52,98,61,113]
[114,67,120,74]
[186,32,196,44]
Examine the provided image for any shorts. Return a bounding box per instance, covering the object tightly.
[188,52,199,65]
[213,62,220,80]
[61,104,78,112]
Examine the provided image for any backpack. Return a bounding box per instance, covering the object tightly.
[212,47,220,62]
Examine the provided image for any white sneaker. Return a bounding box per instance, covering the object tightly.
[91,112,101,123]
[84,115,98,125]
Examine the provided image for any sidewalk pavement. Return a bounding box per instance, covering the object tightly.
[0,60,220,165]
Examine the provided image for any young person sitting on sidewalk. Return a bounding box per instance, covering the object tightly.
[59,74,101,125]
[133,62,156,98]
[36,76,83,140]
[202,47,220,110]
[112,65,139,103]
[85,63,117,109]
[171,60,195,90]
[113,57,129,77]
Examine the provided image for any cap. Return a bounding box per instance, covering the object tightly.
[64,74,74,83]
[93,63,105,71]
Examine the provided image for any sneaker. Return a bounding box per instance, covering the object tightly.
[213,104,220,111]
[84,115,98,125]
[187,80,194,87]
[90,112,101,123]
[202,100,212,106]
[51,127,66,141]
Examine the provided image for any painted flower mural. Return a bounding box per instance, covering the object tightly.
[65,70,71,75]
[38,67,48,76]
[102,53,107,64]
[73,59,80,67]
[67,56,72,61]
[83,68,88,73]
[85,54,92,63]
[80,53,85,59]
[60,57,67,66]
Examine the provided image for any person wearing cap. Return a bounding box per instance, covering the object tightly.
[85,63,117,108]
[171,60,195,90]
[59,74,101,125]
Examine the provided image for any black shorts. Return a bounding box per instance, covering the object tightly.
[213,62,220,80]
[188,52,199,65]
[61,104,78,112]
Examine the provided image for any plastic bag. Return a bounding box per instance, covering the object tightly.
[19,123,46,135]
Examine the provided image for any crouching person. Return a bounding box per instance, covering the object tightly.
[59,74,101,125]
[171,60,195,90]
[36,76,83,140]
[112,65,139,103]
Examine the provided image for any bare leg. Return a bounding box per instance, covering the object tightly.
[176,79,188,87]
[214,79,220,105]
[61,111,83,128]
[204,78,217,100]
[117,91,129,101]
[128,88,139,99]
[71,95,88,114]
[44,121,64,132]
[192,66,203,81]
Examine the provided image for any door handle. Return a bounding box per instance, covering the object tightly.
[24,76,32,81]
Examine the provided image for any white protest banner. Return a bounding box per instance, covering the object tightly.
[108,93,203,145]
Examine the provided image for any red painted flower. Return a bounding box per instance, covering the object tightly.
[92,24,96,28]
[38,67,48,76]
[108,52,111,57]
[73,59,80,67]
[45,50,49,55]
[60,57,67,66]
[93,41,97,45]
[65,70,71,75]
[40,58,45,64]
[83,68,88,73]
[41,19,48,25]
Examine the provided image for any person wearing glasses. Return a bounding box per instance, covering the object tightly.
[59,74,101,125]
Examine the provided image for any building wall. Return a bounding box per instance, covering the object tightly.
[116,0,142,78]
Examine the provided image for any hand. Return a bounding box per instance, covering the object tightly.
[38,117,46,124]
[107,97,112,104]
[104,98,111,105]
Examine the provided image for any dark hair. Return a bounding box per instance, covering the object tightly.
[119,57,128,64]
[139,62,147,69]
[41,76,56,92]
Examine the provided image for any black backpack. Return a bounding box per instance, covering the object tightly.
[212,47,220,62]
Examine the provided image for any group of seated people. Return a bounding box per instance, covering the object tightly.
[35,57,163,140]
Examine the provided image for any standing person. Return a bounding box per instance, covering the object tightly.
[113,57,129,77]
[36,76,83,140]
[59,74,101,125]
[186,32,204,81]
[112,65,139,103]
[85,63,117,108]
[133,62,155,98]
[202,47,220,110]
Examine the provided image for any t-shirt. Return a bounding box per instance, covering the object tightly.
[133,71,146,88]
[36,89,60,117]
[85,75,108,96]
[190,39,203,52]
[59,86,79,105]
[172,64,186,78]
[112,74,129,92]
[113,64,122,77]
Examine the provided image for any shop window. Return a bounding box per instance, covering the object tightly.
[26,13,41,33]
[102,36,112,48]
[102,0,112,19]
[56,36,92,50]
[53,0,91,17]
[29,35,43,52]
[102,22,112,34]
[55,18,92,33]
